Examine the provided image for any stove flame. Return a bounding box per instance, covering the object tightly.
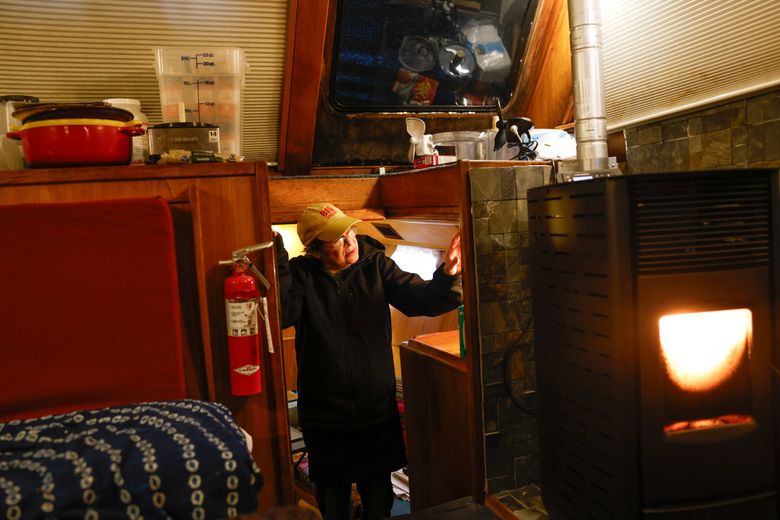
[659,309,751,392]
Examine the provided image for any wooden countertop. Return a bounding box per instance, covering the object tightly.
[401,330,465,373]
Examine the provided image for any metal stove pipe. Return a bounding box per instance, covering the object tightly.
[568,0,609,173]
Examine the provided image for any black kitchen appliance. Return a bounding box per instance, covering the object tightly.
[528,169,779,519]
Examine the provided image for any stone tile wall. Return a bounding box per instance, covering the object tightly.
[624,88,780,173]
[469,164,550,494]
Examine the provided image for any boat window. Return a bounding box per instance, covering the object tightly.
[331,0,538,111]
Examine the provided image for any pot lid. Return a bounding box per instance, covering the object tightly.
[16,118,141,131]
[11,102,134,124]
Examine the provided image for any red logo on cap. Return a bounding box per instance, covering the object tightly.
[319,206,337,219]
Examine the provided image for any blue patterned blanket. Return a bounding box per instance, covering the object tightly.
[0,400,263,519]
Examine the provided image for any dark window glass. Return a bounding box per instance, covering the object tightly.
[331,0,537,111]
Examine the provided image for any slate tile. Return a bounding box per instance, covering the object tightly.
[474,218,491,254]
[488,200,518,234]
[732,126,747,146]
[478,302,494,335]
[477,251,506,283]
[500,168,517,199]
[479,282,507,303]
[515,166,548,195]
[470,168,501,201]
[484,381,507,400]
[701,129,731,168]
[472,201,489,218]
[503,232,520,250]
[766,120,780,161]
[623,127,637,147]
[662,119,687,140]
[506,248,523,282]
[748,125,765,163]
[747,97,765,124]
[732,144,747,166]
[490,233,505,252]
[637,125,662,145]
[689,134,702,153]
[482,350,505,385]
[516,199,530,232]
[485,439,515,477]
[483,398,498,433]
[688,117,702,136]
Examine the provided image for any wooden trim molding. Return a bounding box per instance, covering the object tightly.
[514,0,573,127]
[279,0,331,175]
[188,185,216,402]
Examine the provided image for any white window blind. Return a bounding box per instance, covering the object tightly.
[0,0,288,162]
[601,0,780,130]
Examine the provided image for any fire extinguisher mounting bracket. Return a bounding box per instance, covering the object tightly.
[218,241,274,290]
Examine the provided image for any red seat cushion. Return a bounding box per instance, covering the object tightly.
[0,197,186,421]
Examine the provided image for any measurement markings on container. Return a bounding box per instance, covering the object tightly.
[181,78,216,122]
[180,53,215,69]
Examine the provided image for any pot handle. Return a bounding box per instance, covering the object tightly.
[119,126,145,137]
[5,131,21,140]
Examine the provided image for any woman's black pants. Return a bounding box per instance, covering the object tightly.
[315,472,394,520]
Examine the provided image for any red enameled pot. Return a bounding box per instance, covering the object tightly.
[6,118,145,167]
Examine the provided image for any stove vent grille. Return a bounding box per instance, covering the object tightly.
[631,173,771,275]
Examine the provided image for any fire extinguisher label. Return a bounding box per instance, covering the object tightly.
[226,300,258,337]
[234,364,260,376]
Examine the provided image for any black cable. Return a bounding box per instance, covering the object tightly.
[501,309,536,415]
[507,132,538,161]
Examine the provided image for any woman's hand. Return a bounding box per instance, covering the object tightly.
[444,231,462,276]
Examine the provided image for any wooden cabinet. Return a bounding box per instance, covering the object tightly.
[400,331,474,512]
[0,162,294,511]
[269,161,491,508]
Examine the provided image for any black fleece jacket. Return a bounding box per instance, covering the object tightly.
[275,234,462,429]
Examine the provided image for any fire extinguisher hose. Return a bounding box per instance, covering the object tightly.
[259,296,274,354]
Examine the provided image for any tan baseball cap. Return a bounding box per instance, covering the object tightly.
[297,202,362,246]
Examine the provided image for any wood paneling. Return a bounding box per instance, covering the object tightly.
[169,199,213,401]
[252,165,297,509]
[0,162,293,511]
[279,0,330,174]
[378,167,462,210]
[515,0,573,128]
[269,175,383,223]
[401,335,472,511]
[281,328,298,392]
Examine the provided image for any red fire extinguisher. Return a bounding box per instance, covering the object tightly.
[220,242,274,396]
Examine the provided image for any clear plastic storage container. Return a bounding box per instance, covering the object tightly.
[154,48,247,158]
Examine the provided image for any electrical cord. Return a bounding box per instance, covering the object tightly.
[507,126,538,161]
[501,309,536,415]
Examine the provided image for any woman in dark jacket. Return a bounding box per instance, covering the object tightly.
[274,202,462,520]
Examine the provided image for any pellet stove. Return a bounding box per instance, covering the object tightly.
[528,169,779,519]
